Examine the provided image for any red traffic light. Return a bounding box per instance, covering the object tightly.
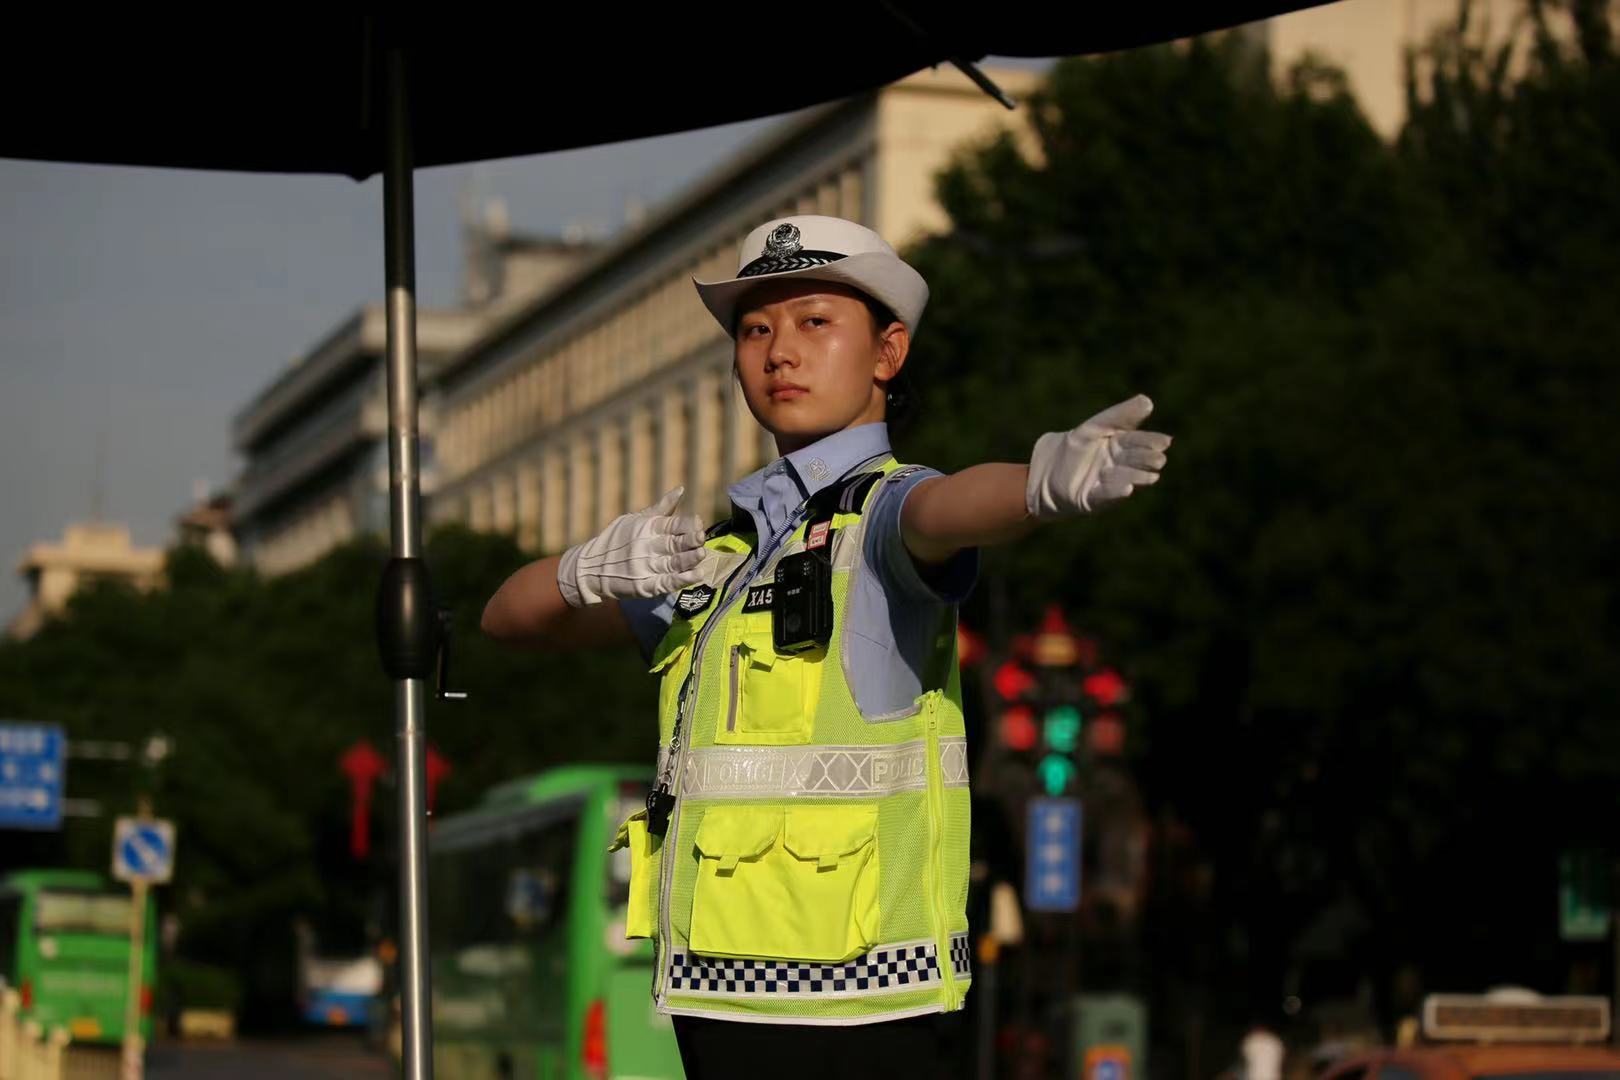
[1083,668,1128,706]
[1089,712,1126,755]
[999,706,1038,752]
[994,660,1036,702]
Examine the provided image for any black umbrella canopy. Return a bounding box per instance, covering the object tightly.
[5,4,1325,177]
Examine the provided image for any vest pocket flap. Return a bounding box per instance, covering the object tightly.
[689,801,882,963]
[608,808,647,852]
[736,628,779,670]
[783,806,878,869]
[695,808,783,870]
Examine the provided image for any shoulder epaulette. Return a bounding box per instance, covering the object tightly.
[804,463,891,524]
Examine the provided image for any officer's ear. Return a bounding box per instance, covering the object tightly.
[875,320,909,382]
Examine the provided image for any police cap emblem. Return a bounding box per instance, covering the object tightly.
[763,223,803,259]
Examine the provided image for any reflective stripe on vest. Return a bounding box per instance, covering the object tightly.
[679,737,969,799]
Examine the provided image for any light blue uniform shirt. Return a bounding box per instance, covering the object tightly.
[619,421,978,718]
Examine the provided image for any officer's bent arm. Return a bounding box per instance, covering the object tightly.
[900,465,1041,566]
[481,554,639,651]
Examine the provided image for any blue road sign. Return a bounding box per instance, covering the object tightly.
[113,816,176,884]
[1026,796,1081,912]
[0,722,65,830]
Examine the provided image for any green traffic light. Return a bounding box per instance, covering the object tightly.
[1043,705,1082,753]
[1037,753,1076,796]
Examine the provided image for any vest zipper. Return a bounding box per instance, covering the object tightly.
[652,505,808,1005]
[923,693,961,1010]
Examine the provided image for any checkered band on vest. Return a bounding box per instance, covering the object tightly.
[668,933,972,998]
[949,934,974,981]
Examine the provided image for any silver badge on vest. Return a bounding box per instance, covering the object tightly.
[674,584,716,619]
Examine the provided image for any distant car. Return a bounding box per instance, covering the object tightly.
[1320,990,1619,1080]
[297,950,382,1028]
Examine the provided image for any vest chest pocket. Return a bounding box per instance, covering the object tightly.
[687,804,879,964]
[716,613,823,745]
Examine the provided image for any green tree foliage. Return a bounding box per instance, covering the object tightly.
[0,529,656,1024]
[902,2,1620,1024]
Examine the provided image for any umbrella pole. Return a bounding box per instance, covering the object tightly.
[381,43,435,1080]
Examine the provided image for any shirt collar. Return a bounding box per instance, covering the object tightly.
[726,422,893,537]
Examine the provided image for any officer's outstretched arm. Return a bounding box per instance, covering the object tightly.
[901,394,1171,567]
[481,555,640,652]
[482,486,708,651]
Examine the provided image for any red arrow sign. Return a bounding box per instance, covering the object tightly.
[340,740,387,860]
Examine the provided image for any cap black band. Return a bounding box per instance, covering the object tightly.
[736,249,847,278]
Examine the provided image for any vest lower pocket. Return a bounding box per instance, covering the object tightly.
[688,803,879,963]
[608,808,662,939]
[716,621,822,746]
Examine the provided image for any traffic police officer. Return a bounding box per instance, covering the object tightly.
[482,215,1172,1078]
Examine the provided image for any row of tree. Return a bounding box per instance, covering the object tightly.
[0,530,641,1022]
[902,0,1620,1043]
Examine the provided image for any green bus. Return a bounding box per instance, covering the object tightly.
[428,764,683,1080]
[0,868,156,1045]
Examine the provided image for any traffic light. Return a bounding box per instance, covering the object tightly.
[994,659,1041,753]
[1036,753,1077,797]
[977,607,1135,789]
[1035,701,1083,794]
[994,659,1036,702]
[999,706,1039,752]
[1082,668,1127,707]
[1088,712,1126,756]
[1042,704,1081,753]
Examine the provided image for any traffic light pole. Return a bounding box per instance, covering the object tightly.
[120,878,147,1080]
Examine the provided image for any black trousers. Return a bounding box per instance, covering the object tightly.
[672,1010,963,1080]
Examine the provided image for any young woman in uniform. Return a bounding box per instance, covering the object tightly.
[482,215,1172,1078]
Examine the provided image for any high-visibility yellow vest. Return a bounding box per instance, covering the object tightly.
[611,456,973,1025]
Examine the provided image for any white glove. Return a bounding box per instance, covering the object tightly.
[1025,394,1172,519]
[556,487,709,607]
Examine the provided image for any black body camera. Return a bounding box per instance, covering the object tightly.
[772,549,833,653]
